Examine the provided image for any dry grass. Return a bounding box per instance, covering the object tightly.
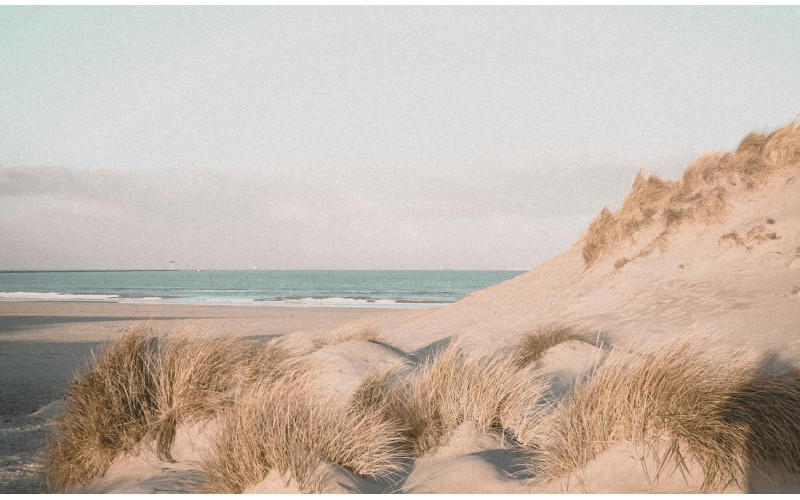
[47,326,548,493]
[665,185,728,228]
[43,326,286,492]
[618,171,677,229]
[515,324,581,368]
[44,329,158,492]
[147,332,255,460]
[526,333,800,492]
[581,207,620,267]
[719,225,780,251]
[47,321,800,493]
[351,343,547,455]
[763,123,800,168]
[581,122,800,266]
[202,359,408,493]
[311,328,383,350]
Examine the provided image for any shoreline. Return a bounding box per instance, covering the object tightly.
[0,296,443,309]
[0,301,402,342]
[0,269,523,310]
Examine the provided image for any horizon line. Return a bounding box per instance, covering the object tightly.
[0,268,529,273]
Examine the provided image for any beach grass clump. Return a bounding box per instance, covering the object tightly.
[527,334,754,491]
[147,332,256,460]
[351,343,547,455]
[582,171,676,266]
[515,324,581,368]
[43,327,261,492]
[202,359,408,493]
[614,257,630,270]
[527,333,800,492]
[762,122,800,168]
[580,122,800,267]
[44,329,157,492]
[582,207,623,267]
[617,171,677,230]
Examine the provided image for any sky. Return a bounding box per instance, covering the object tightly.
[1,6,798,270]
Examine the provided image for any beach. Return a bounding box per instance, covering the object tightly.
[3,5,799,495]
[0,302,399,493]
[3,123,800,494]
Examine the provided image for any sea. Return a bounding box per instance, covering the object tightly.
[0,270,524,309]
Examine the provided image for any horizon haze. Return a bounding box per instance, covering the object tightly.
[1,6,798,270]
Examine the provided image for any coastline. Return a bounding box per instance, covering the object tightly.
[0,301,402,342]
[0,269,522,309]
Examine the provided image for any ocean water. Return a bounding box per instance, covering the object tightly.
[0,270,524,309]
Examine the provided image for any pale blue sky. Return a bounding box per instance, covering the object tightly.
[0,6,798,270]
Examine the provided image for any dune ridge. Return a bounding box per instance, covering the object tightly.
[41,122,800,493]
[583,122,800,267]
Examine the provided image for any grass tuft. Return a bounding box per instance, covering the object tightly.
[202,359,408,493]
[582,207,620,267]
[351,343,547,455]
[515,324,581,368]
[527,334,800,492]
[312,328,383,350]
[718,364,800,478]
[763,122,800,168]
[43,327,279,492]
[44,328,157,491]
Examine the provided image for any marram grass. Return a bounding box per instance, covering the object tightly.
[44,326,800,493]
[581,122,800,266]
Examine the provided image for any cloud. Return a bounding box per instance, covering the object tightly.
[0,163,632,270]
[0,166,82,196]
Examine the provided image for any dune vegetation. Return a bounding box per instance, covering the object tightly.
[43,327,290,492]
[349,342,548,456]
[42,326,559,492]
[202,357,409,493]
[46,324,800,493]
[528,333,800,492]
[514,323,582,368]
[582,122,800,266]
[311,327,384,350]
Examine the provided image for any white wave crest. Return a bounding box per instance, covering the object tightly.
[0,291,121,301]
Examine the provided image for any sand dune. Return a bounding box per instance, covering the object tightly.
[6,122,800,494]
